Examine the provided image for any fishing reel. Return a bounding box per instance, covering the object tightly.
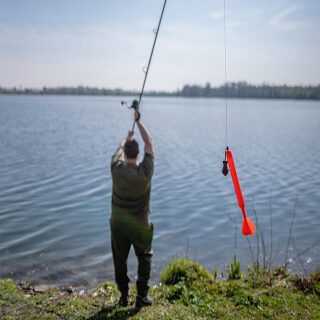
[122,99,140,130]
[121,99,139,111]
[222,146,229,176]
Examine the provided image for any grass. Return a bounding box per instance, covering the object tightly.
[0,259,319,320]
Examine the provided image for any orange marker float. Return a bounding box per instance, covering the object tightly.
[223,147,255,236]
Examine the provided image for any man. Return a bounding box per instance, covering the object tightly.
[110,110,154,309]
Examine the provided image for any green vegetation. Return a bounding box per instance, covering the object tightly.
[1,82,320,100]
[161,258,214,285]
[1,259,319,319]
[226,255,242,280]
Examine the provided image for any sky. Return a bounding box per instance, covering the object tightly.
[0,0,319,91]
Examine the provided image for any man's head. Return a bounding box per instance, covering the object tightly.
[124,139,139,160]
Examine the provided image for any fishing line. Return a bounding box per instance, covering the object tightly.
[222,0,229,176]
[223,0,228,147]
[123,0,167,132]
[221,0,255,236]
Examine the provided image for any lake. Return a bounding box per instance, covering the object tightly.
[0,95,319,288]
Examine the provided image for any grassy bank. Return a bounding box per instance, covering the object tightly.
[1,258,319,320]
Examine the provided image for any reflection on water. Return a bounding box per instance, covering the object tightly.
[0,95,319,288]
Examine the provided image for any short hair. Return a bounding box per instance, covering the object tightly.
[124,139,139,159]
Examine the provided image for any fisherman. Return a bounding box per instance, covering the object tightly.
[110,109,154,309]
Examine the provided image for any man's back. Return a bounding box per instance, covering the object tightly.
[111,153,154,215]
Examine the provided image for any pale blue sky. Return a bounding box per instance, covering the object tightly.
[0,0,319,90]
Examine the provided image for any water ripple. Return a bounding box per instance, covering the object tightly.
[0,96,319,287]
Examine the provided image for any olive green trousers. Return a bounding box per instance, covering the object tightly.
[110,211,153,297]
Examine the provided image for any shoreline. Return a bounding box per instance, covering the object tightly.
[1,258,319,319]
[1,92,320,102]
[1,81,320,101]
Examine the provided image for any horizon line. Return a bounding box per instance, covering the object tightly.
[1,81,320,92]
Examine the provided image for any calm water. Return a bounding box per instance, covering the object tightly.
[0,95,319,288]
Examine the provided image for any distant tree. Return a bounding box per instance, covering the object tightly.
[203,83,212,97]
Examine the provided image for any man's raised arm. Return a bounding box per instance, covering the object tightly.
[135,111,154,157]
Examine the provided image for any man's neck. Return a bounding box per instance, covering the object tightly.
[125,158,138,166]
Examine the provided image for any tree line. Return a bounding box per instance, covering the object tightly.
[1,82,319,100]
[177,82,320,100]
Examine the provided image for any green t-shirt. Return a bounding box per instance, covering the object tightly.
[111,149,154,216]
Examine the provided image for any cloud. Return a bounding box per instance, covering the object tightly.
[270,5,302,31]
[209,10,224,20]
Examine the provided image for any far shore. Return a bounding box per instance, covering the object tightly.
[1,81,320,100]
[1,93,320,102]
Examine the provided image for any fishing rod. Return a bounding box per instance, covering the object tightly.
[121,0,168,132]
[221,0,255,236]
